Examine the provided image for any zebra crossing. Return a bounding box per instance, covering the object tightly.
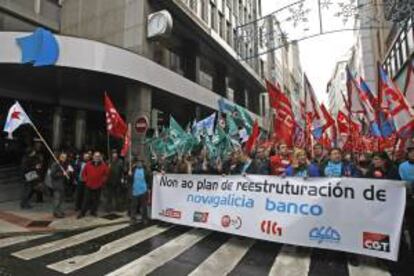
[0,222,399,276]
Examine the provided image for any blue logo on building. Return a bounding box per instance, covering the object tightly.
[309,226,341,244]
[16,27,59,67]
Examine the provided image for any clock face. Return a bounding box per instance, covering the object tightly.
[148,11,172,38]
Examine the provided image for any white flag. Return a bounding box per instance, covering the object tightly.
[3,101,32,136]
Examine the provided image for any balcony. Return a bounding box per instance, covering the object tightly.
[383,17,414,79]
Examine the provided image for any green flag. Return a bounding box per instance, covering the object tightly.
[169,116,185,138]
[226,114,239,136]
[232,105,253,134]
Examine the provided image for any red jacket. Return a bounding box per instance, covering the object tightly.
[82,161,109,189]
[270,155,291,176]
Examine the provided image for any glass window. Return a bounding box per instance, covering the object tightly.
[211,5,217,30]
[219,14,224,38]
[201,0,208,21]
[227,22,232,45]
[408,27,414,53]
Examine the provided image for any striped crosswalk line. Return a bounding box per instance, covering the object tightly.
[0,234,50,249]
[188,237,255,276]
[12,223,128,260]
[47,225,170,274]
[268,245,312,276]
[0,223,397,276]
[106,228,211,276]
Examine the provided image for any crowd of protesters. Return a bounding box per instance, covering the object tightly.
[17,139,414,265]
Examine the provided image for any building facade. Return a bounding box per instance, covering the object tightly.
[327,60,348,117]
[348,0,393,92]
[0,0,272,163]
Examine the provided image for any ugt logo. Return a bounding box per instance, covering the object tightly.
[261,220,282,236]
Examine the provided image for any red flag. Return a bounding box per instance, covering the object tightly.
[266,80,280,109]
[120,125,131,157]
[245,120,259,154]
[104,92,127,139]
[379,66,414,138]
[320,104,335,132]
[267,81,295,147]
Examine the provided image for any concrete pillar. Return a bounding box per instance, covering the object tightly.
[126,84,152,160]
[52,106,63,150]
[74,110,86,151]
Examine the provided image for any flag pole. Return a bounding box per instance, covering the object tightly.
[346,67,354,158]
[304,75,308,153]
[106,130,111,163]
[377,62,382,152]
[29,123,69,179]
[128,123,132,173]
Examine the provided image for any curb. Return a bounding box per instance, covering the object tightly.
[0,219,130,238]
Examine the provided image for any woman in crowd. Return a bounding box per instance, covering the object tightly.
[322,148,360,177]
[366,152,400,180]
[285,149,320,177]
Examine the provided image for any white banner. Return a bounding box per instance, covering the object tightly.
[151,174,406,261]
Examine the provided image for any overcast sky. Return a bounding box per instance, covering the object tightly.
[261,0,354,103]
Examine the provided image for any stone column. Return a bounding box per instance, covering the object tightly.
[74,110,86,151]
[126,84,152,160]
[52,106,63,150]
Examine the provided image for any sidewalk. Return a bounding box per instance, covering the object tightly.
[0,199,129,237]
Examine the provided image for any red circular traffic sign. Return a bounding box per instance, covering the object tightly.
[135,116,149,134]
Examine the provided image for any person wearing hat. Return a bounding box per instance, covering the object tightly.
[366,152,400,180]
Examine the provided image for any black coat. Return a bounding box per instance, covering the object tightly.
[366,165,400,180]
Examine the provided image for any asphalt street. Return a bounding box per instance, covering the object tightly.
[0,222,412,276]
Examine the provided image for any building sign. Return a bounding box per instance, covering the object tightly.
[135,116,149,134]
[16,27,59,67]
[152,174,406,261]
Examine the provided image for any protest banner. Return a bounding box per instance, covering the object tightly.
[152,174,406,261]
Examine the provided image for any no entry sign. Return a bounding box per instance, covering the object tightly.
[135,116,149,134]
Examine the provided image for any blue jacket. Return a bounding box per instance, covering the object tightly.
[322,161,361,177]
[399,161,414,183]
[132,167,148,196]
[285,164,321,177]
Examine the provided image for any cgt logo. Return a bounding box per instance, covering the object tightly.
[221,215,242,230]
[159,208,182,219]
[363,232,390,253]
[261,220,282,236]
[193,211,209,223]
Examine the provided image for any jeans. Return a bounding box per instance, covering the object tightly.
[104,181,121,212]
[130,193,148,221]
[20,182,33,208]
[81,187,101,216]
[53,188,64,216]
[75,182,85,211]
